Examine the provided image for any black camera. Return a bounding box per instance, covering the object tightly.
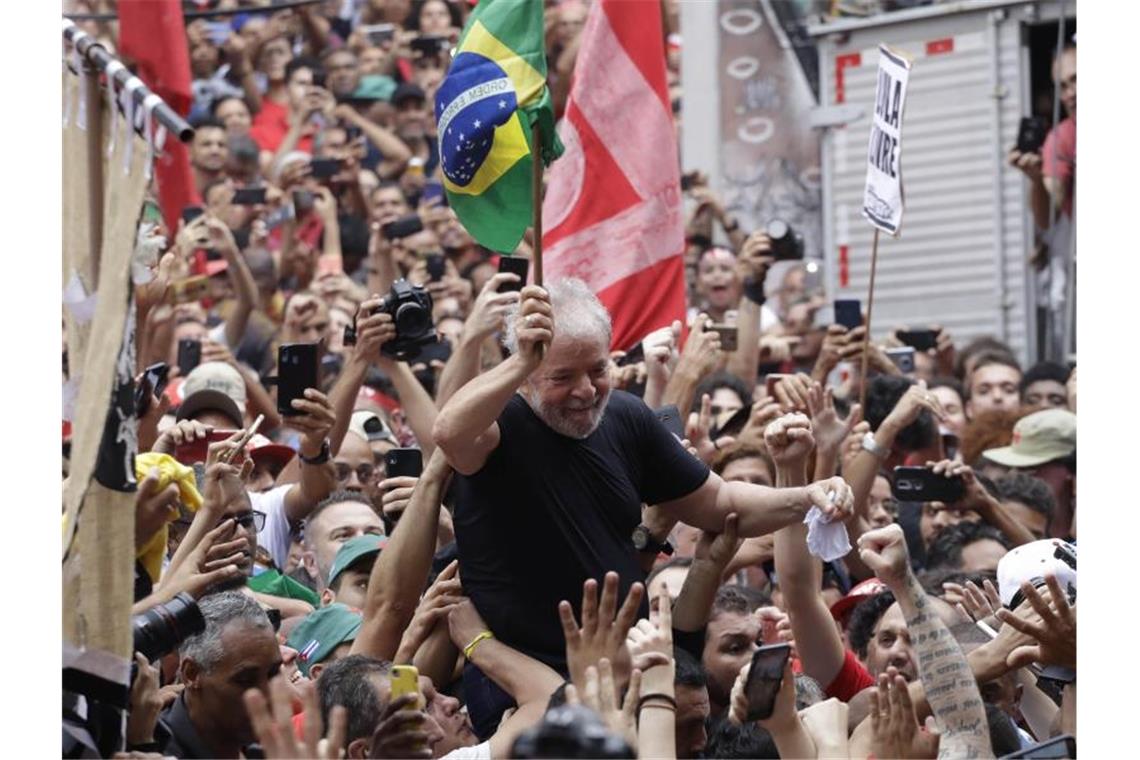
[511,704,634,759]
[766,219,804,260]
[132,592,205,663]
[374,279,437,361]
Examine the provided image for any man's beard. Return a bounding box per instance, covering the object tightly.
[524,386,613,439]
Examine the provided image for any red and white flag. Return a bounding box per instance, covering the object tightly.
[542,0,685,351]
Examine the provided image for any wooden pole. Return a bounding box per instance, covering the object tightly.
[531,121,544,287]
[858,228,881,409]
[84,60,105,290]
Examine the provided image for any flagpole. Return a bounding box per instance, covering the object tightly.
[859,228,881,409]
[531,122,544,287]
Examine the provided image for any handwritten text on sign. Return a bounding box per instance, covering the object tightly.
[862,44,912,236]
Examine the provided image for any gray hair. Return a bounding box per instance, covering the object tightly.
[502,277,612,355]
[178,591,273,672]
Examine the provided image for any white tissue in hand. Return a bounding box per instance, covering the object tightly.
[803,506,851,562]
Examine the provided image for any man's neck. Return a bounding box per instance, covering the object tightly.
[194,167,223,196]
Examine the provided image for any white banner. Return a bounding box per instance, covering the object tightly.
[862,44,913,236]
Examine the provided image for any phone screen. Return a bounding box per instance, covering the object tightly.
[177,339,202,376]
[897,329,938,352]
[426,253,446,282]
[744,643,790,721]
[277,343,319,416]
[232,186,267,205]
[310,158,343,179]
[497,256,529,292]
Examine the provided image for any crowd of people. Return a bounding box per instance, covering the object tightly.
[63,1,1077,758]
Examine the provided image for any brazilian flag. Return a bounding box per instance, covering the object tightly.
[435,0,563,252]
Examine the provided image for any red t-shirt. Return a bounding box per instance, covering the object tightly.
[1042,115,1076,218]
[250,98,314,155]
[825,648,876,702]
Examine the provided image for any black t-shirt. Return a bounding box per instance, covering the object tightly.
[453,390,710,670]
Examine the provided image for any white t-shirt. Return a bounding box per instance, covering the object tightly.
[251,484,294,570]
[442,741,491,760]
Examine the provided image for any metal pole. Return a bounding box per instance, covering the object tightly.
[63,20,194,143]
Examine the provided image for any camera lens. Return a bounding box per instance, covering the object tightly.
[395,301,432,335]
[132,592,205,663]
[767,219,789,240]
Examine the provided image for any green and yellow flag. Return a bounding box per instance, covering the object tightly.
[434,0,563,252]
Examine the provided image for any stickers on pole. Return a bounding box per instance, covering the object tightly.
[862,44,913,236]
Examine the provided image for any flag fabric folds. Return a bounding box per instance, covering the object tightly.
[118,0,197,237]
[541,0,686,351]
[435,0,563,252]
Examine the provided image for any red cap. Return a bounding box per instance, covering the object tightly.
[205,259,229,277]
[247,433,295,472]
[829,578,889,625]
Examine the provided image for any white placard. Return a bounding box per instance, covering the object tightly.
[862,44,913,236]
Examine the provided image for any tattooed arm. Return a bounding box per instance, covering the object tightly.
[857,524,993,759]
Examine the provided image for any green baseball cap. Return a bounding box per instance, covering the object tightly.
[327,534,387,589]
[286,604,363,677]
[982,408,1076,468]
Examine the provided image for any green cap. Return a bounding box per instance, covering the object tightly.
[328,534,387,589]
[350,74,397,102]
[286,604,363,677]
[982,408,1076,468]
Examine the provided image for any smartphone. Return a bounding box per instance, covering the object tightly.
[382,214,425,240]
[1001,734,1075,759]
[134,362,170,416]
[497,255,529,292]
[897,328,939,352]
[232,186,267,205]
[385,448,424,479]
[310,158,343,180]
[712,403,752,440]
[1015,116,1050,155]
[885,346,916,374]
[615,342,645,367]
[277,343,319,417]
[181,205,205,225]
[653,405,685,440]
[410,34,449,57]
[426,253,446,282]
[679,172,696,191]
[360,23,396,45]
[173,429,241,465]
[170,275,210,304]
[744,643,791,721]
[389,664,424,709]
[834,299,863,330]
[292,189,315,215]
[707,324,738,352]
[177,338,202,376]
[891,466,966,503]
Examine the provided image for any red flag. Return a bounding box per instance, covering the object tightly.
[118,0,198,236]
[542,0,685,351]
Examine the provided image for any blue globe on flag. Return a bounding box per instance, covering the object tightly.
[435,52,519,188]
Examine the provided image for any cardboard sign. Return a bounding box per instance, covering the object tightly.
[862,44,913,235]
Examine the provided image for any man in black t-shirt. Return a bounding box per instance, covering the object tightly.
[433,278,853,732]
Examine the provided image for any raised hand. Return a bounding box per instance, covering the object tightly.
[244,675,347,760]
[559,572,644,691]
[994,574,1076,670]
[513,285,554,368]
[806,381,863,456]
[764,412,815,467]
[466,274,522,340]
[856,524,911,589]
[870,666,939,760]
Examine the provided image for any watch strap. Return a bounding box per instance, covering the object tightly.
[298,439,331,465]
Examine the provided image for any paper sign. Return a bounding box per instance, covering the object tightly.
[862,44,913,236]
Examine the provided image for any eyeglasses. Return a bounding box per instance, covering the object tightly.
[335,462,377,483]
[230,510,267,533]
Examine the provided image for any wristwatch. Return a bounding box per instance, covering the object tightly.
[632,525,674,556]
[299,439,331,465]
[861,432,888,459]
